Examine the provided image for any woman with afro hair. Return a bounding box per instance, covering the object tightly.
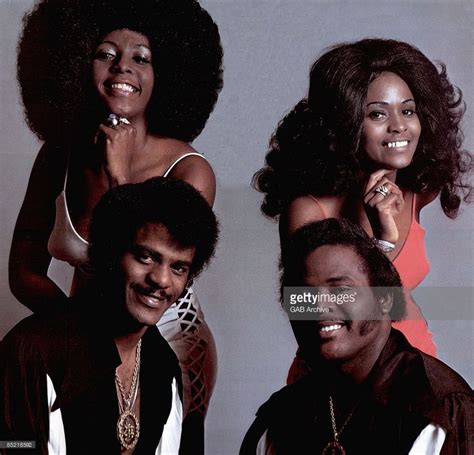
[253,38,472,377]
[9,0,223,451]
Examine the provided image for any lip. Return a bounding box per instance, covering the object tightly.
[135,290,168,309]
[382,139,410,149]
[104,79,140,96]
[315,320,346,338]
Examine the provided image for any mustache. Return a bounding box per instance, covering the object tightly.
[131,283,172,301]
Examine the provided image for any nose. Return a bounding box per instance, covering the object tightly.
[387,112,407,134]
[110,54,132,74]
[146,264,171,289]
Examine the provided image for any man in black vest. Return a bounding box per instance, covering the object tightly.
[241,218,472,455]
[1,177,218,454]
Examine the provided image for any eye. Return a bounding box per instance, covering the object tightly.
[95,49,116,61]
[136,251,153,264]
[367,111,386,120]
[402,108,417,117]
[133,55,152,65]
[172,264,189,275]
[331,286,352,295]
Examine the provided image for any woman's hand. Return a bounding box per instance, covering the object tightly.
[95,119,137,187]
[363,169,404,243]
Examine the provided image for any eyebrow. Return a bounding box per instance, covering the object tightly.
[101,40,151,51]
[131,244,192,268]
[325,276,355,284]
[366,98,416,108]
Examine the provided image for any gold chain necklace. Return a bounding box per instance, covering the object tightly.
[321,395,359,455]
[115,339,142,450]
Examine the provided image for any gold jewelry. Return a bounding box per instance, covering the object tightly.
[115,339,141,450]
[321,396,359,455]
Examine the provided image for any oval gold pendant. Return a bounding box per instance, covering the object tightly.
[322,441,346,455]
[117,410,140,450]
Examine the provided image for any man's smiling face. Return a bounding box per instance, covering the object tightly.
[120,223,195,327]
[292,244,389,364]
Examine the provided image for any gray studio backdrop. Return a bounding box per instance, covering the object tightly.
[1,1,472,454]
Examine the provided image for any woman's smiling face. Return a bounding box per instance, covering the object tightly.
[92,29,154,120]
[361,71,421,171]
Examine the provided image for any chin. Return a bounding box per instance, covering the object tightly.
[389,159,413,170]
[319,346,349,362]
[127,306,166,328]
[373,159,412,172]
[304,341,351,363]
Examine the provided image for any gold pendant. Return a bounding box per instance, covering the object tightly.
[117,409,140,450]
[322,441,346,455]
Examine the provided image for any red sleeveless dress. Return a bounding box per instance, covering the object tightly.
[391,194,436,356]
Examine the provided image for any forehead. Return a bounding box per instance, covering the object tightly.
[100,29,150,48]
[134,223,195,262]
[303,244,369,284]
[367,71,414,101]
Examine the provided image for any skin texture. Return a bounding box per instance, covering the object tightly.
[255,38,469,223]
[92,29,154,186]
[14,3,223,449]
[114,223,194,407]
[120,223,195,330]
[9,28,216,314]
[283,72,432,257]
[291,244,392,384]
[361,72,421,172]
[93,30,155,122]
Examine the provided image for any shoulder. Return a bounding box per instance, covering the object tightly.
[384,330,471,399]
[145,137,216,205]
[169,150,214,181]
[255,376,314,420]
[418,354,474,445]
[31,142,67,177]
[419,352,472,397]
[165,144,216,206]
[283,194,340,235]
[414,191,438,212]
[1,310,71,366]
[385,333,473,429]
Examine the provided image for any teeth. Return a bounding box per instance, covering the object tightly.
[110,83,136,93]
[320,324,343,333]
[145,294,164,301]
[386,140,408,148]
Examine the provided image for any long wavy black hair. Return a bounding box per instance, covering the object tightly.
[253,38,471,219]
[17,0,223,144]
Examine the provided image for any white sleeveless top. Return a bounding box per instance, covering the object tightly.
[47,152,206,269]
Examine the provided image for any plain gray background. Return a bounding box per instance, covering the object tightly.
[1,1,472,454]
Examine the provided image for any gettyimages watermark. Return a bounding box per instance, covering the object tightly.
[282,286,474,321]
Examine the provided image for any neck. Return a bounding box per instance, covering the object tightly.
[114,328,146,362]
[128,116,149,153]
[382,169,397,183]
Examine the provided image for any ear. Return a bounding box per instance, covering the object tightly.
[379,293,393,315]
